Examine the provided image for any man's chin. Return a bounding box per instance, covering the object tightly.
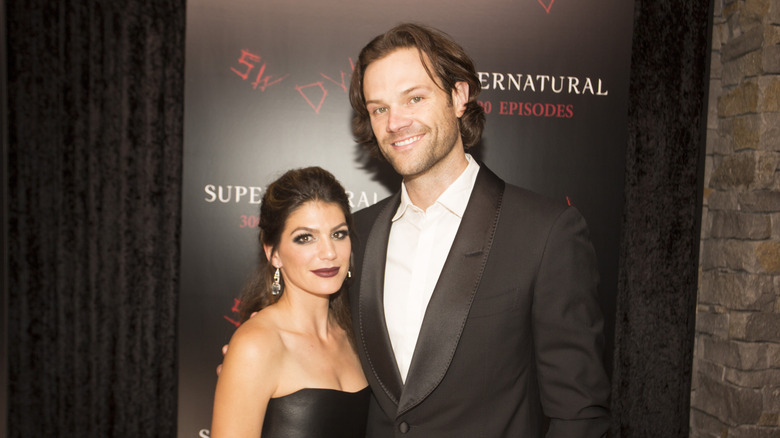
[380,147,430,178]
[395,165,429,181]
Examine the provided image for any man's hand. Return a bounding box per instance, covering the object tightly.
[216,344,229,375]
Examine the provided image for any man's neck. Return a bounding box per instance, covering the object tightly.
[404,152,469,210]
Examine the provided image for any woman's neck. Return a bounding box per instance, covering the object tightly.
[275,291,334,340]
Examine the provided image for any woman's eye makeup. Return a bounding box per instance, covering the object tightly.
[332,229,349,240]
[291,226,348,244]
[293,233,313,244]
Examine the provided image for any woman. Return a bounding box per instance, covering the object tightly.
[211,167,369,437]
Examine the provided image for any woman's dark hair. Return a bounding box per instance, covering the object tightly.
[238,167,354,335]
[349,23,485,156]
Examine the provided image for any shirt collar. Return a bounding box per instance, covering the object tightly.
[392,154,480,221]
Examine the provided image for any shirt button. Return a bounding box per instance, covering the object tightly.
[399,421,410,433]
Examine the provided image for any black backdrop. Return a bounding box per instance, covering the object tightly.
[2,1,712,437]
[179,1,633,434]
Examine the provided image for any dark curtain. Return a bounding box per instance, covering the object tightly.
[6,1,184,436]
[611,1,712,437]
[3,0,712,437]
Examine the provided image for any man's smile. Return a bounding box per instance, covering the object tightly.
[392,134,424,147]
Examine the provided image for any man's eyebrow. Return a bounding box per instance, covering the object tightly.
[401,85,429,96]
[365,86,430,106]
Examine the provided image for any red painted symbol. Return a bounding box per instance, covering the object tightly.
[223,298,242,327]
[231,49,289,91]
[295,58,355,113]
[296,82,328,113]
[320,58,355,92]
[295,58,355,114]
[538,0,554,13]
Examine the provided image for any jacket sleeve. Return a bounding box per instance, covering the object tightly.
[532,206,611,437]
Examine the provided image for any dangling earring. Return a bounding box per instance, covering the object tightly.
[272,268,282,296]
[347,270,352,278]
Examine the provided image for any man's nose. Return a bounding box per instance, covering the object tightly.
[386,108,412,132]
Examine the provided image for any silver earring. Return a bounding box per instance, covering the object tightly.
[347,270,352,278]
[272,268,282,296]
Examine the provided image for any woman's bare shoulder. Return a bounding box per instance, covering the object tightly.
[227,308,285,360]
[212,309,284,436]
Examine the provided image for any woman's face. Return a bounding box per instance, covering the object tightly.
[266,201,351,298]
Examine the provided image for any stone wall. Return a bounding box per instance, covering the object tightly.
[692,0,780,437]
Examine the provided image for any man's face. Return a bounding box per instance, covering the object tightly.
[363,48,468,181]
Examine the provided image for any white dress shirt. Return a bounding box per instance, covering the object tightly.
[383,154,480,382]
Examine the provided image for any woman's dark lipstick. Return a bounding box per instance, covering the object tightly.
[312,267,340,278]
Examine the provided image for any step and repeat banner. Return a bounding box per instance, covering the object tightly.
[179,1,634,436]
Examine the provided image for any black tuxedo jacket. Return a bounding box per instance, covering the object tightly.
[350,165,610,438]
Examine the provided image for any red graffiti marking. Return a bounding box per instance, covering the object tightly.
[231,49,289,92]
[223,298,242,327]
[296,58,355,113]
[296,82,328,113]
[320,58,355,92]
[231,51,354,113]
[538,0,554,13]
[251,64,290,91]
[231,50,259,80]
[320,72,350,93]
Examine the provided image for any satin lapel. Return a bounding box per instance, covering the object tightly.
[397,166,505,415]
[358,192,404,404]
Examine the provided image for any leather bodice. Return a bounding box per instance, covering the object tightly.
[261,386,370,437]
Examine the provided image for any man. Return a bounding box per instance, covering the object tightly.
[347,23,610,437]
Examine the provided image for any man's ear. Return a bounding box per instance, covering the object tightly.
[452,81,469,118]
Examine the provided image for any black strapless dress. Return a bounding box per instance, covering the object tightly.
[261,386,370,437]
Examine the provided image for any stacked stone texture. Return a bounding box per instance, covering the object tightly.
[692,0,780,437]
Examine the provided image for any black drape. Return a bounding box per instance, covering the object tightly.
[5,1,184,436]
[611,1,712,437]
[3,0,712,437]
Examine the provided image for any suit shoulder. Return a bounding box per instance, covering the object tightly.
[498,184,594,242]
[503,184,572,216]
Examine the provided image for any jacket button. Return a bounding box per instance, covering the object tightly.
[399,422,410,433]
